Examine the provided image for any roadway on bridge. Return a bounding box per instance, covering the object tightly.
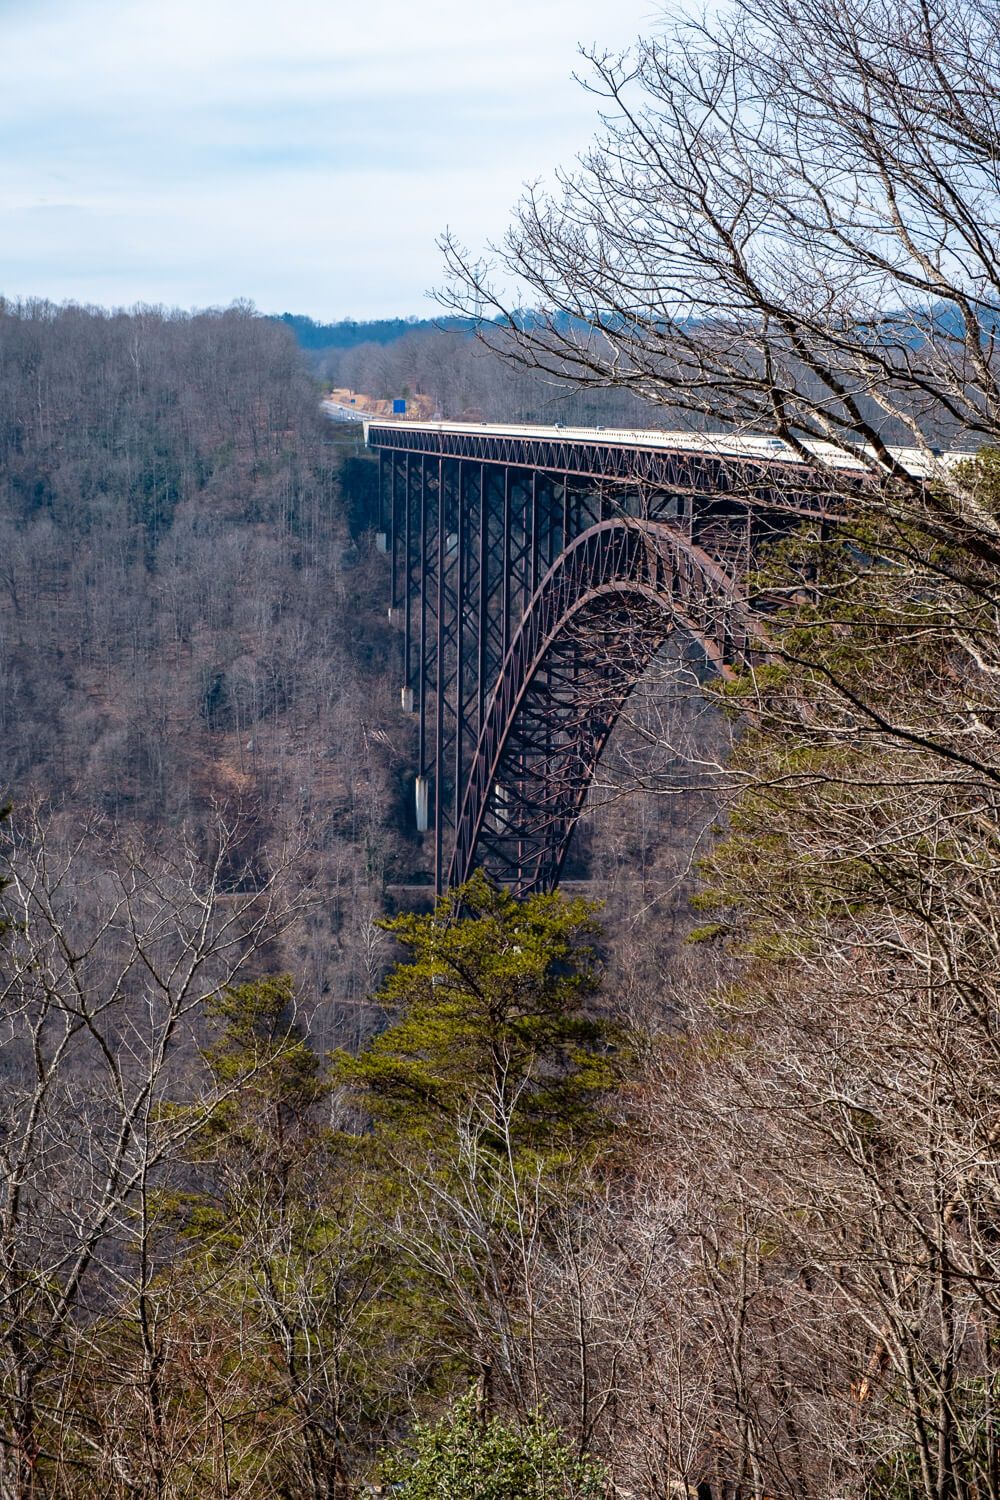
[360,414,972,478]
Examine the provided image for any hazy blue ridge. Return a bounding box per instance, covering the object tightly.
[274,312,478,351]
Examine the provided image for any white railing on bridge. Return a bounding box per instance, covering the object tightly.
[357,412,976,479]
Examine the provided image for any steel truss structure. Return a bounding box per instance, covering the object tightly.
[367,422,826,896]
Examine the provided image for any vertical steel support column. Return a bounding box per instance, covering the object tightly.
[418,455,428,775]
[540,474,552,574]
[515,469,531,892]
[403,454,414,707]
[377,449,385,532]
[477,462,489,731]
[545,474,561,572]
[389,449,398,608]
[454,459,467,841]
[530,470,539,595]
[520,475,531,615]
[501,468,512,658]
[434,456,446,893]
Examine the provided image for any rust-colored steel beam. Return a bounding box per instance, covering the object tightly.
[367,421,843,518]
[372,426,787,895]
[448,520,756,895]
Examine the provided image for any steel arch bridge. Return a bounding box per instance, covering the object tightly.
[363,417,841,896]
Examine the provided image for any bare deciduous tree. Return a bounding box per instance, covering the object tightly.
[0,809,311,1498]
[444,0,1000,485]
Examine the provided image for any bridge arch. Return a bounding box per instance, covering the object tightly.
[448,519,757,895]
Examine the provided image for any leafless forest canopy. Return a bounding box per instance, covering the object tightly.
[4,0,1000,1492]
[0,298,695,1028]
[316,323,671,428]
[0,297,716,1496]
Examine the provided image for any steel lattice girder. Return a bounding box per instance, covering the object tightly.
[376,436,784,893]
[447,519,755,895]
[368,422,846,517]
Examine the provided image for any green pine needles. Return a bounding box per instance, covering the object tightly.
[381,1392,608,1500]
[334,871,623,1161]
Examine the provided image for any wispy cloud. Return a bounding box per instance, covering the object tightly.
[0,0,660,316]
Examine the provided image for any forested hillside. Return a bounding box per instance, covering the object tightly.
[275,311,474,352]
[313,322,670,427]
[0,298,415,1043]
[0,297,721,1499]
[0,299,702,1024]
[7,55,1000,1480]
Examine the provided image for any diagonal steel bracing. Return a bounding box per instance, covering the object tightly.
[372,423,809,894]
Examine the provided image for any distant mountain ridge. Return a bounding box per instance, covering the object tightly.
[273,309,604,353]
[274,312,476,351]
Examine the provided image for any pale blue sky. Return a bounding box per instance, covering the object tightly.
[1,0,660,319]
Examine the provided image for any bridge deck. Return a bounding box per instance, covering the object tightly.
[360,413,972,479]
